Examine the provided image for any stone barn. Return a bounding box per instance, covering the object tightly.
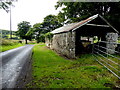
[45,14,119,58]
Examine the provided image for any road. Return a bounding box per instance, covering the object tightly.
[0,45,34,89]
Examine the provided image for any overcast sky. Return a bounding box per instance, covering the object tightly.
[0,0,60,31]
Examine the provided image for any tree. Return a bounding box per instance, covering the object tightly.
[26,27,34,41]
[57,11,66,25]
[55,2,120,31]
[0,1,11,12]
[16,21,31,44]
[32,15,62,43]
[32,23,44,43]
[42,15,62,32]
[0,0,17,12]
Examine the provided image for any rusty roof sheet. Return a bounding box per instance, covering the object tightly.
[51,14,119,34]
[51,14,98,34]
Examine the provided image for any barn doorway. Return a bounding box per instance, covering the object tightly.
[75,23,114,56]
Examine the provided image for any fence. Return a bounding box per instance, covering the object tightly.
[92,38,120,79]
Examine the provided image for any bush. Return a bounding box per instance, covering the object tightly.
[36,34,45,43]
[45,32,53,40]
[39,34,45,42]
[36,32,53,43]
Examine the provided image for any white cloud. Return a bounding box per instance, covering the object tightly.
[0,0,59,31]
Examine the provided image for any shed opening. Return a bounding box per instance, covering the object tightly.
[75,22,115,56]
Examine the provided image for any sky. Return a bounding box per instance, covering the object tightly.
[0,0,60,31]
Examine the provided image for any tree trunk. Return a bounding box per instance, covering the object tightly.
[25,39,27,44]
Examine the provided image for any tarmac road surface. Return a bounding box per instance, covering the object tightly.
[0,45,34,89]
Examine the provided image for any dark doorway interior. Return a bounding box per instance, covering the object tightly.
[75,24,115,56]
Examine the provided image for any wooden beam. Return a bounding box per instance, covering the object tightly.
[86,24,110,27]
[98,14,119,33]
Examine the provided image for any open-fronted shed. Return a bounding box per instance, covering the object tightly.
[45,14,119,58]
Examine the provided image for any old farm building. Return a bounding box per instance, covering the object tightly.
[45,14,119,58]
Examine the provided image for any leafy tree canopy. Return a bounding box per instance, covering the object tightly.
[16,21,31,44]
[42,14,62,32]
[33,23,44,34]
[0,0,17,12]
[55,2,120,31]
[32,15,63,43]
[32,23,44,41]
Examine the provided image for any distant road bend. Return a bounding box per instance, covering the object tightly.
[0,45,34,88]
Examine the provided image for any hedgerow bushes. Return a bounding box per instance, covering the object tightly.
[1,38,19,46]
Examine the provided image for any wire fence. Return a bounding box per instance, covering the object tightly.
[92,38,120,79]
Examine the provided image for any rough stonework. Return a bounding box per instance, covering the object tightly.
[106,33,118,54]
[45,31,76,58]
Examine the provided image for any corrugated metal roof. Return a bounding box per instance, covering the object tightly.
[51,14,98,34]
[51,14,119,34]
[51,22,78,34]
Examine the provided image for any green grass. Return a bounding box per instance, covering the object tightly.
[0,38,24,52]
[93,54,120,77]
[1,43,24,52]
[26,44,120,88]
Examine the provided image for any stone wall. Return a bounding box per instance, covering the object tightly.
[106,33,118,54]
[45,31,76,58]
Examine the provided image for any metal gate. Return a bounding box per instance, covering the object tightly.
[92,36,120,79]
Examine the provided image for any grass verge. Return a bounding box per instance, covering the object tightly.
[1,44,24,52]
[26,44,120,88]
[0,38,24,52]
